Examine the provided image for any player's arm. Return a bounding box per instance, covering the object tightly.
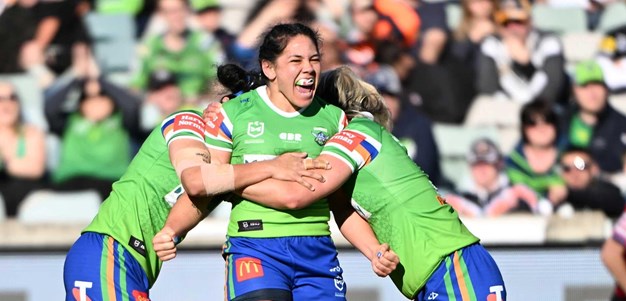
[238,153,353,209]
[179,145,329,199]
[602,237,626,291]
[329,189,399,277]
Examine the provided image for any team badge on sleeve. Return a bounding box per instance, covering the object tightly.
[205,109,233,144]
[324,129,381,170]
[161,112,206,145]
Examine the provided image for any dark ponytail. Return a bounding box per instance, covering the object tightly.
[217,64,264,100]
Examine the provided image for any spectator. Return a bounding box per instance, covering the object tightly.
[139,70,184,140]
[412,0,447,65]
[44,50,140,200]
[506,100,567,207]
[601,206,626,301]
[229,0,305,69]
[477,0,567,104]
[31,0,92,75]
[560,60,626,176]
[533,0,619,30]
[0,0,38,74]
[131,0,223,102]
[0,81,47,217]
[191,0,235,63]
[402,0,476,124]
[597,25,626,94]
[451,0,499,69]
[446,137,548,217]
[559,147,624,218]
[365,65,443,186]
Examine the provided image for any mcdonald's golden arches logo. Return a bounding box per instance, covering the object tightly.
[235,257,264,282]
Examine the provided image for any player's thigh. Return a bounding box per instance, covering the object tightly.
[64,232,150,301]
[224,238,292,301]
[416,243,506,301]
[291,236,346,301]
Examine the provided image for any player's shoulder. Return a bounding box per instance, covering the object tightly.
[221,89,261,112]
[345,117,383,138]
[313,96,344,115]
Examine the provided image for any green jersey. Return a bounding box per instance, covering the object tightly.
[321,117,479,299]
[205,86,347,238]
[83,110,208,286]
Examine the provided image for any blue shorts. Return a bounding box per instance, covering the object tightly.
[63,232,151,301]
[415,243,506,301]
[223,236,346,301]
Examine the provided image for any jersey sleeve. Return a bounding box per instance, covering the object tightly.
[204,105,234,152]
[613,210,626,246]
[321,119,382,172]
[160,110,206,145]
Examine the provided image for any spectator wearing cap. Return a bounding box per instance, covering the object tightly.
[506,100,567,207]
[191,0,236,63]
[559,146,624,218]
[130,0,224,102]
[365,65,443,186]
[597,25,626,94]
[139,70,184,140]
[445,137,548,217]
[560,60,626,178]
[44,52,140,201]
[477,0,567,105]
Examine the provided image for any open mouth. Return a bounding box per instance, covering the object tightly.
[295,78,315,94]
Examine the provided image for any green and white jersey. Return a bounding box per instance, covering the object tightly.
[321,117,479,299]
[83,110,208,287]
[205,86,347,238]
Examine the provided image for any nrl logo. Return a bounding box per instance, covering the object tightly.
[312,131,330,146]
[247,121,264,138]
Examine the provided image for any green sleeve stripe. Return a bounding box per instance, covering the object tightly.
[443,257,457,301]
[117,243,129,301]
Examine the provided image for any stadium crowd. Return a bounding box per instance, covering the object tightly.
[0,0,626,222]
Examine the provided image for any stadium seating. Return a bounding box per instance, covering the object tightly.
[610,93,626,116]
[433,123,500,185]
[0,74,47,131]
[532,5,588,34]
[0,194,6,223]
[17,190,101,225]
[445,3,462,31]
[597,2,626,32]
[84,13,136,74]
[561,32,603,64]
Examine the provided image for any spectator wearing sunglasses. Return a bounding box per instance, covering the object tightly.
[0,81,47,217]
[559,146,623,218]
[505,100,567,207]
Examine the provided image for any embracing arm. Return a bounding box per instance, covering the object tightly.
[238,153,354,210]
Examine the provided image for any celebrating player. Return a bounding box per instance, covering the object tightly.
[202,66,508,301]
[155,23,399,301]
[62,107,328,301]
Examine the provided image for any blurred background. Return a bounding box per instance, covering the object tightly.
[1,0,626,300]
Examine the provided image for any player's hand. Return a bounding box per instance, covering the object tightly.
[270,152,331,191]
[153,226,178,262]
[371,243,399,277]
[203,101,222,125]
